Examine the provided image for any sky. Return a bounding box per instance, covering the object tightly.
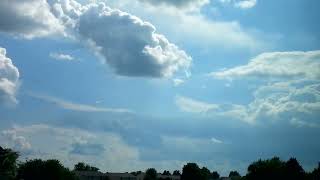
[0,0,320,176]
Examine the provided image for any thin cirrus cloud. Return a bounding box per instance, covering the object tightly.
[0,47,20,104]
[219,0,257,9]
[139,0,209,10]
[234,0,257,9]
[211,50,320,80]
[173,78,185,86]
[29,93,133,113]
[211,137,223,144]
[49,52,74,61]
[175,95,219,114]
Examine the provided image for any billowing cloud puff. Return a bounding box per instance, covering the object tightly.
[0,0,64,38]
[76,3,192,77]
[0,47,20,104]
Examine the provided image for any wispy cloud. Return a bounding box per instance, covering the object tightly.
[235,0,257,9]
[49,53,74,61]
[29,93,133,113]
[175,95,219,114]
[211,137,223,144]
[173,78,185,86]
[219,0,257,9]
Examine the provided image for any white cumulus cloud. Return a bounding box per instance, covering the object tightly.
[76,3,192,78]
[0,47,20,104]
[210,50,320,126]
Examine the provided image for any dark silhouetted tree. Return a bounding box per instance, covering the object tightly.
[211,171,220,179]
[144,168,157,180]
[0,146,19,180]
[162,170,171,175]
[229,171,241,179]
[308,162,320,180]
[173,170,181,176]
[200,167,211,180]
[284,158,305,180]
[17,159,78,180]
[74,162,99,172]
[181,163,202,180]
[246,157,286,180]
[131,171,142,176]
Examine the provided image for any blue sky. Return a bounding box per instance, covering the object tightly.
[0,0,320,176]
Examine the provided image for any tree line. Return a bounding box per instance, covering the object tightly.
[0,146,319,180]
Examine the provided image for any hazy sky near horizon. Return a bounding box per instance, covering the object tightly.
[0,0,320,175]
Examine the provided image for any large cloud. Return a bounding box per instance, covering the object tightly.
[76,3,191,77]
[208,50,320,126]
[0,47,20,104]
[0,0,64,38]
